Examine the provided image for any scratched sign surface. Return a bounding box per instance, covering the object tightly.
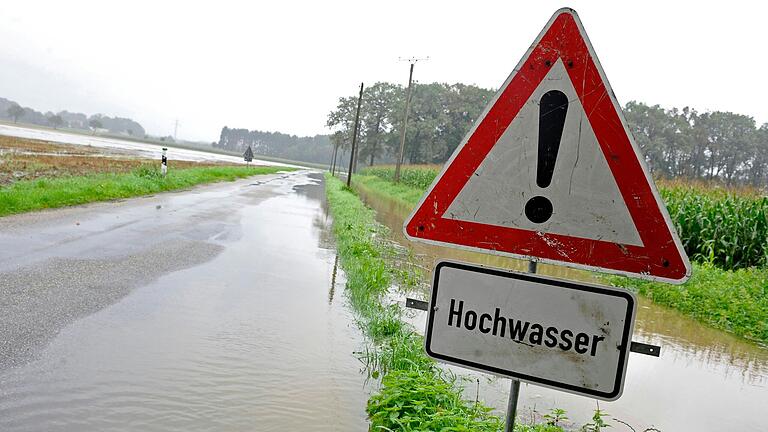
[426,261,636,401]
[403,8,690,283]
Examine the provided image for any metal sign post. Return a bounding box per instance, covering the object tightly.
[504,260,537,432]
[504,379,520,432]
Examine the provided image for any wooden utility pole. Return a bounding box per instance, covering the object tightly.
[394,57,428,183]
[347,82,364,187]
[329,141,339,176]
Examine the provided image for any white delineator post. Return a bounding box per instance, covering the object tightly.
[161,147,168,177]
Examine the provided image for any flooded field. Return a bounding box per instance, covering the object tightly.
[0,124,298,167]
[0,135,244,185]
[357,185,768,432]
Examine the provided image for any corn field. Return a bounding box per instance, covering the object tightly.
[661,186,767,269]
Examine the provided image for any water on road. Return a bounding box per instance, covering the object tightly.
[0,171,368,431]
[357,185,768,432]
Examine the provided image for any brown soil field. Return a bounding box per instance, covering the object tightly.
[0,135,236,186]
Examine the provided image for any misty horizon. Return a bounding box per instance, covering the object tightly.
[1,1,766,142]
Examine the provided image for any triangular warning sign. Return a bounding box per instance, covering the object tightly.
[403,8,690,283]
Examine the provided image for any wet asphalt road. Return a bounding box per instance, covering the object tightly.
[0,171,368,431]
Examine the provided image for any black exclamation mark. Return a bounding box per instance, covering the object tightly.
[524,90,568,224]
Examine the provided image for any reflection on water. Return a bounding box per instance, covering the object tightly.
[330,255,339,304]
[357,184,768,432]
[634,297,768,385]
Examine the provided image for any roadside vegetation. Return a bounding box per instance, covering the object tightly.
[659,182,767,269]
[325,174,502,431]
[354,166,768,345]
[0,136,291,217]
[325,174,640,431]
[609,263,768,343]
[0,165,289,217]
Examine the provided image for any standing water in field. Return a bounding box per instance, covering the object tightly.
[357,186,768,432]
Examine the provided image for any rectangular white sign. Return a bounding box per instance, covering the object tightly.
[425,261,636,401]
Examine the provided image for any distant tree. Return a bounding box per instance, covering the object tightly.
[7,103,24,123]
[88,118,102,129]
[48,114,64,129]
[127,129,134,136]
[749,124,768,187]
[327,81,493,167]
[359,83,399,166]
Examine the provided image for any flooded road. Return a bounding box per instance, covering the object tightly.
[357,185,768,432]
[0,124,301,167]
[0,171,368,431]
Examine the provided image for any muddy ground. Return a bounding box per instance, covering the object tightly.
[0,135,237,185]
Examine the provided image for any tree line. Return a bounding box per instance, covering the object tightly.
[0,96,146,137]
[326,82,494,167]
[215,127,335,165]
[326,82,768,187]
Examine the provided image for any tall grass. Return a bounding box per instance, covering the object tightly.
[0,165,291,217]
[363,165,439,190]
[360,166,768,270]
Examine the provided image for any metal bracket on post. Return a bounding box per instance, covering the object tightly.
[630,341,661,357]
[405,298,428,311]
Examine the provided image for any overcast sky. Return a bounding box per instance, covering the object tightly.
[0,1,765,142]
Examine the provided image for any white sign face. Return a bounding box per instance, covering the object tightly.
[445,58,641,246]
[425,261,636,401]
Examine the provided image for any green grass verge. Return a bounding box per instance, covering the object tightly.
[608,263,768,344]
[325,174,503,431]
[353,174,427,208]
[0,165,292,217]
[353,168,768,346]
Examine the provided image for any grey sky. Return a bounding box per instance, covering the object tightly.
[0,1,765,142]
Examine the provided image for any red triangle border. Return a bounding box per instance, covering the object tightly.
[404,9,690,283]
